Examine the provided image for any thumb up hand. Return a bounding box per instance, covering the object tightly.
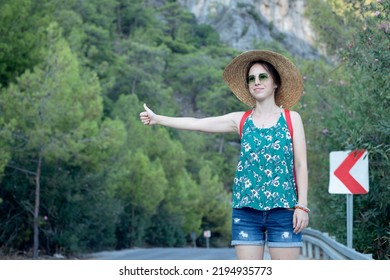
[140,103,157,125]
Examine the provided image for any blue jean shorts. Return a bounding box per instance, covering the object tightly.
[231,207,302,248]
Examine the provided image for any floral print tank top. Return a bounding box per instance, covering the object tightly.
[232,111,298,210]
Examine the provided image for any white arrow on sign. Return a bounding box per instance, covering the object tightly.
[329,150,369,194]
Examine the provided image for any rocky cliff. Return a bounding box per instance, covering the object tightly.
[178,0,320,58]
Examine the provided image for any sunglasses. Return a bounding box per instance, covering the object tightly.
[247,73,269,84]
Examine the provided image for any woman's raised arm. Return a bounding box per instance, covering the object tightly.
[140,104,244,134]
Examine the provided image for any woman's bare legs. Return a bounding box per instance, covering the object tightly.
[269,247,300,260]
[235,245,265,260]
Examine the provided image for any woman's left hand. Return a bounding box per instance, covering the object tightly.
[293,208,309,233]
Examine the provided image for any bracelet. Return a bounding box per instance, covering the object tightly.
[295,204,310,213]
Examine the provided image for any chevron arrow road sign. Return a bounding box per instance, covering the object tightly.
[329,150,369,194]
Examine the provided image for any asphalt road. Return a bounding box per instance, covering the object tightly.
[86,247,272,260]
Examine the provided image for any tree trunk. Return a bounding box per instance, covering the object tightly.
[218,135,225,154]
[131,77,137,95]
[33,155,42,259]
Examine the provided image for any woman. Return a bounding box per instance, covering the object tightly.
[139,50,309,260]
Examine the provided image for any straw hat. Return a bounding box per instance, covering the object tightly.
[222,50,303,108]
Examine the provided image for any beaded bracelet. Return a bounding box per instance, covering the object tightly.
[294,204,310,213]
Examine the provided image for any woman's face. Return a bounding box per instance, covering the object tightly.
[247,63,277,102]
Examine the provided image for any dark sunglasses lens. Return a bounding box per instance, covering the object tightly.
[247,75,255,84]
[259,73,268,81]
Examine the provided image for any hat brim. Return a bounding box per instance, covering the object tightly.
[222,50,303,108]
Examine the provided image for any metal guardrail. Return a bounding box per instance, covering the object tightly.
[301,228,373,260]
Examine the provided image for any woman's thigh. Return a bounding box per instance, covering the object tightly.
[235,245,265,260]
[268,247,300,260]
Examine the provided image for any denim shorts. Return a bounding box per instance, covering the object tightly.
[231,207,302,248]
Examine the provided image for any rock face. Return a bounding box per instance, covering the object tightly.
[178,0,320,58]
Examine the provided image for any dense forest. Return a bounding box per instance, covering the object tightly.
[0,0,388,259]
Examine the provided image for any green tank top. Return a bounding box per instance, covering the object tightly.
[232,111,298,210]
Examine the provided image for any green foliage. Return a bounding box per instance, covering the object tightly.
[0,0,53,86]
[306,0,362,55]
[107,40,172,108]
[337,0,390,259]
[40,164,121,254]
[197,164,231,247]
[1,23,104,162]
[0,22,125,256]
[0,113,12,175]
[302,0,390,259]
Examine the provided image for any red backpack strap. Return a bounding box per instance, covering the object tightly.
[284,109,298,195]
[240,110,252,138]
[284,109,293,139]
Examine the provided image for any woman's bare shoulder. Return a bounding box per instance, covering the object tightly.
[288,110,303,120]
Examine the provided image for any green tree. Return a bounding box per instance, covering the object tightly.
[0,114,12,175]
[336,0,390,259]
[302,0,389,259]
[0,23,111,257]
[109,95,169,247]
[115,0,156,38]
[198,164,231,247]
[157,0,196,54]
[0,0,52,86]
[113,149,168,247]
[107,41,172,108]
[306,0,366,56]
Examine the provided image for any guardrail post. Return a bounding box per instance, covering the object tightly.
[314,246,321,260]
[307,242,313,259]
[301,241,308,257]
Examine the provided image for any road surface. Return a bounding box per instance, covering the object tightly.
[86,247,273,260]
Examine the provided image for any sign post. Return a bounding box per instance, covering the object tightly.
[346,194,353,248]
[203,230,211,248]
[329,150,369,248]
[191,232,197,248]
